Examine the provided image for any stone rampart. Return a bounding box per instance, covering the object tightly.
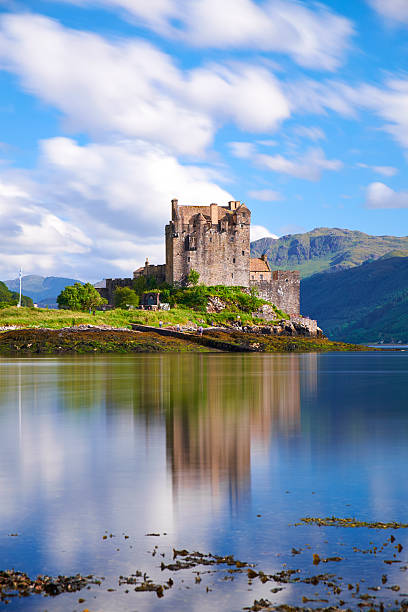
[251,270,300,315]
[97,277,133,305]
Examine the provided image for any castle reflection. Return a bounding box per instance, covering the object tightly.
[163,354,306,505]
[1,353,317,510]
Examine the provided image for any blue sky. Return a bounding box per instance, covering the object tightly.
[0,0,408,281]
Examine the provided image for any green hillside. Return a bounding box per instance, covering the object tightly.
[301,255,408,343]
[251,228,408,278]
[0,281,33,308]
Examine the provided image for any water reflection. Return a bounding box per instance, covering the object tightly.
[1,353,408,611]
[0,354,314,518]
[165,355,304,506]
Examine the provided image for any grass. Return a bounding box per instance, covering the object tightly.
[0,305,272,330]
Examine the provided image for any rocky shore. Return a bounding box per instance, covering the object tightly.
[0,324,372,355]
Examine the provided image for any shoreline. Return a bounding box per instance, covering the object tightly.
[0,325,377,355]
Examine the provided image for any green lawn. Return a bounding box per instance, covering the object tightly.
[0,305,256,330]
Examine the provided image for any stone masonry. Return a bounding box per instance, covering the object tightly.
[165,199,251,286]
[250,271,300,315]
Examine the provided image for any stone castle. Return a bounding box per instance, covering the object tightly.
[100,199,300,314]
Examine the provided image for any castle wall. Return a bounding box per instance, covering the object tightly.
[251,271,300,315]
[99,277,133,305]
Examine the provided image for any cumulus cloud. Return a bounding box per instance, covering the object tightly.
[248,189,282,202]
[367,0,408,25]
[365,182,408,209]
[256,148,342,181]
[251,225,278,241]
[0,138,235,280]
[58,0,353,70]
[0,177,91,279]
[0,14,290,157]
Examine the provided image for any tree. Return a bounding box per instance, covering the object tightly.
[0,281,33,307]
[114,286,139,309]
[57,282,107,311]
[133,275,147,297]
[187,269,200,286]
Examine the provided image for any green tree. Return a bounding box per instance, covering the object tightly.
[0,281,33,307]
[187,269,200,286]
[133,275,147,297]
[57,282,106,311]
[114,286,140,309]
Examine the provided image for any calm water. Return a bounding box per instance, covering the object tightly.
[1,352,408,611]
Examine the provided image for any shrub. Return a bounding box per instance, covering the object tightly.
[57,283,107,311]
[114,287,140,309]
[187,269,200,286]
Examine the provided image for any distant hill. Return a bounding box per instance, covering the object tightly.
[4,275,83,305]
[250,228,408,278]
[301,254,408,343]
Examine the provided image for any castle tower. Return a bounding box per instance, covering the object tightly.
[165,199,251,286]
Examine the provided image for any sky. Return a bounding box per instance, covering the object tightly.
[0,0,408,281]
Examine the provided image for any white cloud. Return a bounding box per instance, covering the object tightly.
[294,77,408,153]
[187,63,290,132]
[251,225,278,241]
[365,182,408,209]
[229,142,256,159]
[0,14,290,157]
[256,147,342,181]
[0,178,91,279]
[286,78,357,118]
[293,125,326,141]
[248,189,282,202]
[58,0,354,70]
[358,79,408,150]
[257,140,278,147]
[357,163,398,177]
[367,0,408,25]
[0,13,212,156]
[0,138,234,280]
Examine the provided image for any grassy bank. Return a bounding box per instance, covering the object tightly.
[0,305,208,329]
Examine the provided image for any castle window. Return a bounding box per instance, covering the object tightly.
[210,237,212,242]
[285,278,289,282]
[185,235,197,251]
[260,274,263,280]
[242,250,245,256]
[230,236,234,242]
[240,224,243,228]
[251,275,254,280]
[233,257,236,263]
[231,273,234,279]
[187,257,190,262]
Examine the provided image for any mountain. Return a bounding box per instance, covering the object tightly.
[250,228,408,278]
[4,275,83,305]
[301,254,408,343]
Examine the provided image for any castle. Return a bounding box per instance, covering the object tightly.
[100,199,300,314]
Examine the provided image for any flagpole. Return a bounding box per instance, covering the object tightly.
[18,268,22,308]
